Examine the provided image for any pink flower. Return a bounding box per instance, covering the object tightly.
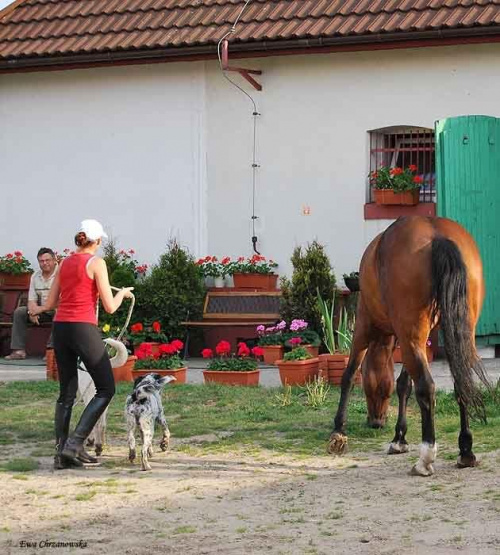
[256,325,265,335]
[290,337,302,346]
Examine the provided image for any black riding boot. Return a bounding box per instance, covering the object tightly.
[54,402,83,470]
[62,397,110,465]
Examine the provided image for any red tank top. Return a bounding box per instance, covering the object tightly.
[54,253,99,324]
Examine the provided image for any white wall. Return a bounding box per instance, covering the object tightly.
[205,43,500,278]
[0,62,207,267]
[1,42,500,279]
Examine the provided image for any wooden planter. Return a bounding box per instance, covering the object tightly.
[232,273,278,290]
[0,272,32,288]
[132,366,187,384]
[276,357,319,386]
[373,188,420,206]
[46,348,59,381]
[203,369,260,386]
[261,345,284,365]
[112,355,137,382]
[393,346,433,364]
[318,353,361,386]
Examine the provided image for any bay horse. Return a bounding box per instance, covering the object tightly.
[328,216,491,476]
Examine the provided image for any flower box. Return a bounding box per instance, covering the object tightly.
[303,344,319,358]
[261,345,284,365]
[132,366,187,384]
[276,357,319,386]
[0,272,32,288]
[393,345,433,363]
[232,273,278,290]
[373,188,420,206]
[318,353,361,386]
[112,355,137,382]
[203,369,260,386]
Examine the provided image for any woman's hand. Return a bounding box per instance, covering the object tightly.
[121,287,134,299]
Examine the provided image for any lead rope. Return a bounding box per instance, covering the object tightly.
[95,286,135,341]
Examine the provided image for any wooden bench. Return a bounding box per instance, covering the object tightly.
[182,289,282,354]
[0,288,52,357]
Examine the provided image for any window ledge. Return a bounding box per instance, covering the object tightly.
[364,202,436,220]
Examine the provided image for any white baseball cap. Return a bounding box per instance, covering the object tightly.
[78,219,108,241]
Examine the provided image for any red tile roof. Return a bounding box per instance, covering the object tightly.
[1,0,500,68]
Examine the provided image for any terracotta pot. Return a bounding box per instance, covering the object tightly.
[373,188,420,206]
[232,273,278,290]
[203,369,260,386]
[0,272,32,289]
[393,346,433,363]
[46,348,59,381]
[261,345,284,365]
[303,344,320,358]
[276,357,319,386]
[112,355,137,382]
[318,353,361,386]
[132,366,187,384]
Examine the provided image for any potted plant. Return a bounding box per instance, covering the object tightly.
[317,293,360,386]
[370,165,423,206]
[201,340,263,386]
[256,321,286,364]
[283,319,321,357]
[0,251,33,288]
[343,271,360,293]
[275,339,319,386]
[100,324,137,382]
[196,255,229,288]
[129,321,168,356]
[133,339,187,383]
[229,255,278,290]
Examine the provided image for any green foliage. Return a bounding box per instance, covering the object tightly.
[284,329,321,348]
[283,346,312,361]
[206,357,258,372]
[134,239,205,341]
[257,332,285,346]
[0,251,32,275]
[280,241,336,337]
[316,290,335,355]
[304,377,330,409]
[336,308,354,354]
[369,165,422,192]
[134,354,186,370]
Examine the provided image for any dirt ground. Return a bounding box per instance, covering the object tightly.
[1,437,499,555]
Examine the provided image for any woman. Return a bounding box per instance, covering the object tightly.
[33,219,134,469]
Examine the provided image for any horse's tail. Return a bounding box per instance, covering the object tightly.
[431,236,490,422]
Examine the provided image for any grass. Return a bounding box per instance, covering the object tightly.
[0,380,499,465]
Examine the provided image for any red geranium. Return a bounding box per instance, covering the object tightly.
[237,342,251,357]
[171,339,184,352]
[152,321,161,333]
[215,340,231,356]
[251,346,264,357]
[413,175,423,184]
[201,348,213,359]
[131,323,143,333]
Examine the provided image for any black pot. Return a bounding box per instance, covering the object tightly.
[344,277,360,292]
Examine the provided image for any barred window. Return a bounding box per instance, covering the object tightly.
[368,126,435,203]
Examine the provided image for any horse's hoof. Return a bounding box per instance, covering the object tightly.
[128,450,136,463]
[457,454,478,468]
[160,441,169,452]
[410,461,434,477]
[388,442,409,455]
[327,433,348,455]
[141,464,152,471]
[95,444,103,457]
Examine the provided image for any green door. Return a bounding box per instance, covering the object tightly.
[436,115,500,344]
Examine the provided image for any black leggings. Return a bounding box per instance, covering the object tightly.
[53,322,115,407]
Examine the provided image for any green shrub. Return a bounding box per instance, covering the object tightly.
[134,239,205,341]
[280,241,336,337]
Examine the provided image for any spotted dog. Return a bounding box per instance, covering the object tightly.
[77,338,129,456]
[126,373,176,471]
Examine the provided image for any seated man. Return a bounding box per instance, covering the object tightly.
[5,248,58,360]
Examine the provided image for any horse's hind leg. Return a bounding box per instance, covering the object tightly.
[402,344,436,476]
[328,309,370,455]
[388,367,412,454]
[456,388,478,468]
